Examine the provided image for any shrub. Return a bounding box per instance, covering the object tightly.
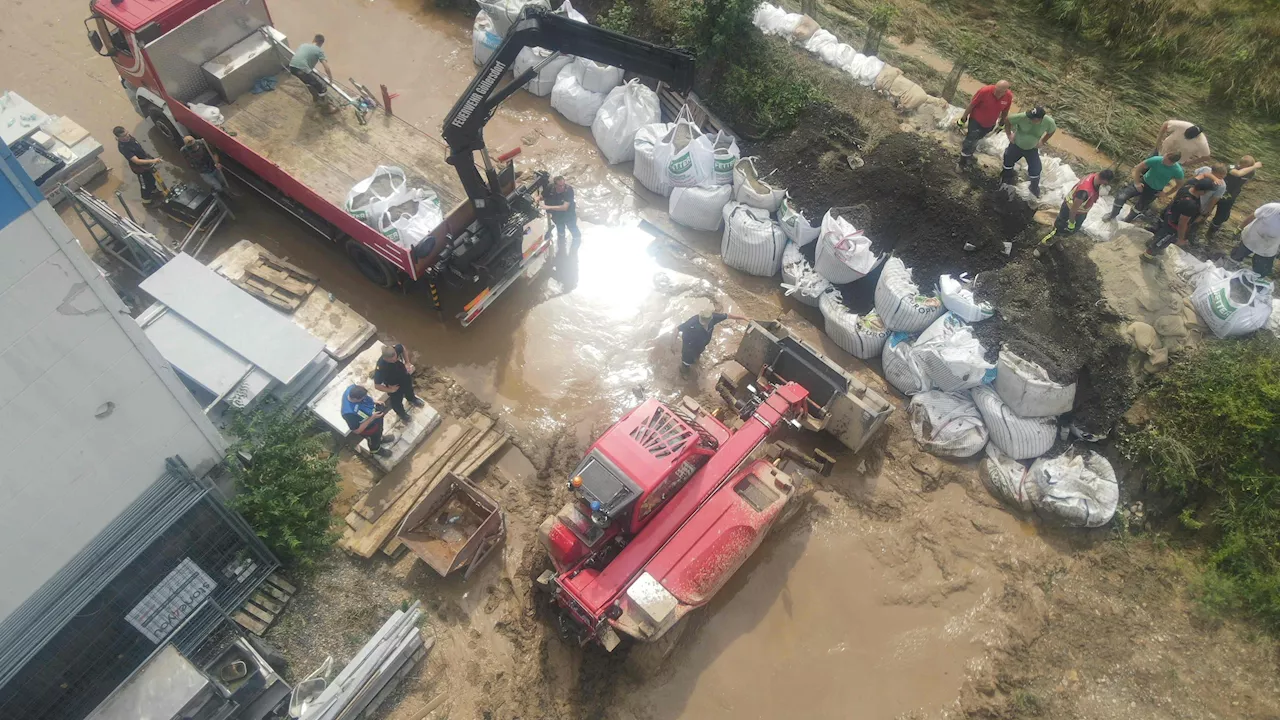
[598,0,636,35]
[227,406,341,570]
[1119,335,1280,631]
[713,50,822,137]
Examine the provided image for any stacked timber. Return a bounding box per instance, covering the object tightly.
[302,602,431,720]
[338,412,509,559]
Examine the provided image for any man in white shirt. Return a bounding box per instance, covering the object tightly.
[1156,120,1211,167]
[1230,202,1280,276]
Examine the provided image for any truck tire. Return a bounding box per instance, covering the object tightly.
[345,239,397,288]
[147,108,182,147]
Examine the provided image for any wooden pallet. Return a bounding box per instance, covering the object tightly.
[233,253,319,311]
[231,573,297,636]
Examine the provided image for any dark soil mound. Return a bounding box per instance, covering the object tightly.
[971,237,1135,434]
[746,107,1036,286]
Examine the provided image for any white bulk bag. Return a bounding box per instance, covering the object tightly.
[1190,267,1275,338]
[187,103,224,126]
[472,11,503,66]
[591,80,660,164]
[994,348,1077,418]
[669,184,733,232]
[909,391,989,458]
[814,211,878,283]
[970,385,1056,461]
[875,257,945,332]
[937,274,993,323]
[378,188,443,250]
[1016,156,1078,209]
[912,312,995,392]
[882,331,926,395]
[633,122,674,196]
[478,0,550,34]
[732,157,786,212]
[555,0,588,22]
[550,63,608,126]
[513,47,573,97]
[846,54,883,86]
[1027,450,1119,528]
[721,203,786,277]
[820,292,889,359]
[345,165,409,224]
[781,244,832,307]
[976,130,1009,158]
[778,195,820,247]
[577,58,624,94]
[981,443,1033,512]
[818,42,858,69]
[753,3,803,37]
[711,131,740,186]
[663,107,713,188]
[804,29,838,54]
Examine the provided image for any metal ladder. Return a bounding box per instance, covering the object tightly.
[66,186,175,276]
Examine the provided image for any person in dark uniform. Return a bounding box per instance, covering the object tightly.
[674,308,747,377]
[113,126,162,203]
[1207,155,1264,239]
[341,385,396,457]
[373,343,424,422]
[540,175,583,251]
[1143,177,1216,261]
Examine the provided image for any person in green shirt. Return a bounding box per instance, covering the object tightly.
[1000,106,1056,197]
[288,34,334,104]
[1104,152,1184,222]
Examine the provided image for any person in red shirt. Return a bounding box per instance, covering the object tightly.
[957,80,1014,168]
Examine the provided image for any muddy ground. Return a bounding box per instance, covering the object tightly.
[9,0,1280,718]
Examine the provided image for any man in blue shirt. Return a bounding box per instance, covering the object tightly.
[341,385,396,457]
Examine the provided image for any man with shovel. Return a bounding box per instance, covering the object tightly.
[1033,169,1115,256]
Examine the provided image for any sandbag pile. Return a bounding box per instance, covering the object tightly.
[1190,267,1275,338]
[661,107,739,231]
[782,243,832,306]
[345,166,442,250]
[592,79,660,164]
[755,6,884,87]
[970,384,1056,460]
[820,290,888,359]
[912,313,995,393]
[814,210,879,283]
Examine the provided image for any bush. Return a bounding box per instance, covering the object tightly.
[598,0,636,35]
[1119,335,1280,631]
[227,407,341,570]
[711,47,822,137]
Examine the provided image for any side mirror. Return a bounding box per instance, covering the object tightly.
[88,30,104,54]
[84,17,114,57]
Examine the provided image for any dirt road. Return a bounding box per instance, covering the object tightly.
[9,2,1280,719]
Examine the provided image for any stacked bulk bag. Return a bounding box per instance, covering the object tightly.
[578,59,624,94]
[882,331,927,395]
[820,291,888,359]
[782,244,832,307]
[814,210,878,283]
[472,11,502,66]
[778,195,820,246]
[981,444,1033,512]
[633,122,675,196]
[1027,449,1119,528]
[669,185,733,231]
[937,274,993,323]
[1190,268,1275,338]
[513,47,573,96]
[732,157,786,212]
[721,203,786,277]
[664,107,714,188]
[551,62,609,126]
[909,391,989,458]
[753,3,804,37]
[994,349,1076,418]
[875,257,945,332]
[710,132,740,186]
[912,313,995,392]
[970,385,1056,461]
[591,80,660,164]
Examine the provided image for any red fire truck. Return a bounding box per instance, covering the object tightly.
[84,0,693,324]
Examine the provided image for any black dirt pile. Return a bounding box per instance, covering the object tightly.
[972,237,1135,434]
[746,106,1036,285]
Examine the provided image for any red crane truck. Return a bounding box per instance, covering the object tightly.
[84,0,693,325]
[538,322,892,650]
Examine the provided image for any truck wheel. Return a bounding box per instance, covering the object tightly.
[345,239,397,288]
[147,109,182,147]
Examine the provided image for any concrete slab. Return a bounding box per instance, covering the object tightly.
[209,240,376,361]
[140,254,325,384]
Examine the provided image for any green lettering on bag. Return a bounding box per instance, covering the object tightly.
[1208,289,1236,320]
[669,154,693,174]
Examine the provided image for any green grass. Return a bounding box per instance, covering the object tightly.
[1119,336,1280,633]
[797,0,1280,223]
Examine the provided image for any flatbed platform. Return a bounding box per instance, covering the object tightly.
[219,75,463,214]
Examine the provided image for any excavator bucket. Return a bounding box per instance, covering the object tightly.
[729,321,892,453]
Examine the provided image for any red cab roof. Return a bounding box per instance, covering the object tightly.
[92,0,222,33]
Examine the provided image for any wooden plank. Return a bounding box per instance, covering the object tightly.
[268,573,298,594]
[258,253,319,283]
[247,262,315,297]
[351,423,470,522]
[252,592,284,614]
[458,435,509,478]
[346,511,372,532]
[242,601,275,624]
[233,611,268,636]
[237,279,299,311]
[261,583,291,604]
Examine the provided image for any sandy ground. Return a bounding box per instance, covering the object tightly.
[7,1,1280,719]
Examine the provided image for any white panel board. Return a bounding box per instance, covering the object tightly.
[140,254,324,383]
[140,308,252,397]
